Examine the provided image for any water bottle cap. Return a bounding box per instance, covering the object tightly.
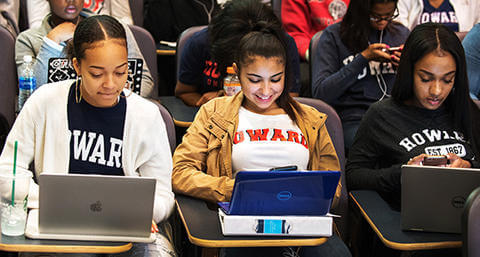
[226,66,236,74]
[23,55,33,63]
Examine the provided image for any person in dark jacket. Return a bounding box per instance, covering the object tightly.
[311,0,409,150]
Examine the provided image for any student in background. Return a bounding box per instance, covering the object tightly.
[175,0,301,107]
[282,0,350,61]
[27,0,133,28]
[1,15,175,257]
[463,23,480,99]
[172,17,351,257]
[396,0,480,40]
[346,23,480,208]
[311,0,409,151]
[15,0,155,97]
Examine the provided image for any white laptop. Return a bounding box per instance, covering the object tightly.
[25,173,157,243]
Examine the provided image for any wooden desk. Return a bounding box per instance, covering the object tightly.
[175,194,327,248]
[349,190,461,251]
[158,96,199,128]
[0,234,132,253]
[156,44,176,56]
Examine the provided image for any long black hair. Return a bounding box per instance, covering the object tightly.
[234,27,304,123]
[392,23,480,153]
[208,0,282,79]
[66,15,127,61]
[340,0,399,53]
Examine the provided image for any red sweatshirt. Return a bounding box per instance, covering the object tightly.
[281,0,349,60]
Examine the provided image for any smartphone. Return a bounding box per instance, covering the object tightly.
[382,46,402,53]
[422,155,448,166]
[269,165,298,171]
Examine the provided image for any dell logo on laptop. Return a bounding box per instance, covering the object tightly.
[90,201,103,212]
[277,191,292,201]
[451,196,466,209]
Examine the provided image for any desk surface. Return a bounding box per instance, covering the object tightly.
[350,190,461,251]
[156,44,176,56]
[158,96,199,127]
[175,194,327,248]
[0,234,132,253]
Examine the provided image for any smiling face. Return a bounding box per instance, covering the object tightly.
[407,50,456,110]
[369,1,396,31]
[236,55,285,115]
[73,39,128,108]
[49,0,84,22]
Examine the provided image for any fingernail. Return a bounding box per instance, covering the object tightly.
[391,55,395,59]
[385,45,390,48]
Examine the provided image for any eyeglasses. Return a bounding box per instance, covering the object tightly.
[369,9,399,22]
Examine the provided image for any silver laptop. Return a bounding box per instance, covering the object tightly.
[401,165,480,233]
[25,173,156,242]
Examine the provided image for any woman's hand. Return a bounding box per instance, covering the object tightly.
[407,153,427,165]
[390,45,403,67]
[195,90,225,106]
[446,153,472,168]
[46,22,76,44]
[361,43,391,62]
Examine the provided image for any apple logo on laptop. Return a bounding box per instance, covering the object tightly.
[90,201,102,212]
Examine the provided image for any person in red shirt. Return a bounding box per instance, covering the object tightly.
[282,0,350,60]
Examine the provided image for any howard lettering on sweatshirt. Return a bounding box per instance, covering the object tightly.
[398,129,466,157]
[343,55,396,80]
[72,130,123,168]
[233,128,308,149]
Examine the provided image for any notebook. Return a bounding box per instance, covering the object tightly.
[218,170,341,216]
[401,165,480,233]
[25,173,156,242]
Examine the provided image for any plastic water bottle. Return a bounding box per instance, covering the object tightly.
[223,66,241,96]
[18,55,36,113]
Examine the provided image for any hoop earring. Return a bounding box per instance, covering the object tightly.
[75,76,82,103]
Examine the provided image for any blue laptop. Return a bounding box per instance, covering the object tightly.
[218,170,341,216]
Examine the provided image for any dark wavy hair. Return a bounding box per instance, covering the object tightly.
[392,23,480,153]
[66,15,127,61]
[235,29,304,123]
[340,0,399,53]
[208,0,282,79]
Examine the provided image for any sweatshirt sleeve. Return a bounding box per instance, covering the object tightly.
[281,0,313,60]
[172,104,235,203]
[311,28,370,105]
[345,106,402,195]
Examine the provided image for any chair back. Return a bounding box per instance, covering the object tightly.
[308,30,324,98]
[0,25,17,129]
[294,97,348,239]
[128,24,158,91]
[463,187,480,257]
[129,0,144,27]
[175,25,207,81]
[149,100,176,153]
[271,0,282,20]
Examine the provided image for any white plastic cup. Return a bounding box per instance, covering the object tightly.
[0,170,32,236]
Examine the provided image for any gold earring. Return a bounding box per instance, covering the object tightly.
[75,76,82,103]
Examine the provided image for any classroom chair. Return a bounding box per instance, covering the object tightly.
[271,0,282,20]
[129,0,143,27]
[307,30,324,98]
[175,25,207,82]
[128,24,159,95]
[463,186,480,257]
[0,24,17,129]
[148,99,176,153]
[294,97,348,241]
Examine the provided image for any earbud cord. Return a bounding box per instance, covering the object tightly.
[193,0,215,23]
[369,29,390,101]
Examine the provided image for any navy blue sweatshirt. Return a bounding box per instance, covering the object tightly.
[311,22,410,123]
